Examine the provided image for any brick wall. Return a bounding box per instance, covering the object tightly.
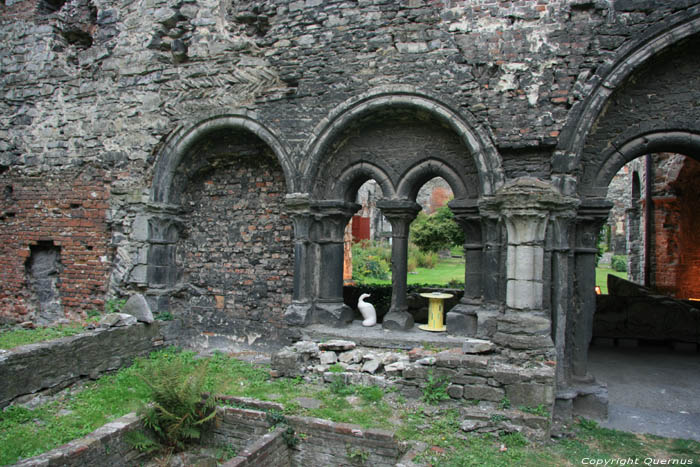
[0,167,111,323]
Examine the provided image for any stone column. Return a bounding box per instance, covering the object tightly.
[547,213,576,387]
[570,199,611,380]
[283,194,315,326]
[311,200,360,327]
[483,178,579,355]
[446,199,482,336]
[377,199,421,330]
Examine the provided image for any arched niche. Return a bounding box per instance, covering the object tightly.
[146,116,295,340]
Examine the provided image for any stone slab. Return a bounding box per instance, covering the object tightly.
[302,323,467,350]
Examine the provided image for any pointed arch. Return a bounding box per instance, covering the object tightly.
[330,162,396,202]
[396,159,471,201]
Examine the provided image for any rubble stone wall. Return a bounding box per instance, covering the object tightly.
[1,0,699,358]
[0,322,168,409]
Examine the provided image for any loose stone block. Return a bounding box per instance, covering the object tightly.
[505,383,555,407]
[462,339,495,354]
[319,351,337,365]
[462,384,505,402]
[447,384,464,399]
[318,340,356,351]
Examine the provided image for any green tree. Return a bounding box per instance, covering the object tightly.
[410,206,464,253]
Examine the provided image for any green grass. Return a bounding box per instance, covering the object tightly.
[596,268,628,294]
[0,324,86,350]
[3,349,699,466]
[360,257,465,286]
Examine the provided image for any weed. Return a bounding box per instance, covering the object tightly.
[330,375,354,396]
[421,371,449,405]
[518,404,550,417]
[124,430,159,453]
[214,444,237,462]
[104,298,127,314]
[499,397,511,410]
[156,312,174,321]
[328,363,345,373]
[347,445,370,464]
[490,414,509,423]
[356,385,384,403]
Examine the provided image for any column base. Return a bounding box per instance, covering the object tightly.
[446,303,478,336]
[382,311,414,331]
[315,301,354,328]
[284,302,313,326]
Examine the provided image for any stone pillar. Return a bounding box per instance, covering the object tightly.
[483,178,578,356]
[446,199,482,336]
[377,199,421,330]
[283,194,315,326]
[311,200,360,327]
[570,199,611,380]
[548,214,576,387]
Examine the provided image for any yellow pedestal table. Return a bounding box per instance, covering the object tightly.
[418,292,453,332]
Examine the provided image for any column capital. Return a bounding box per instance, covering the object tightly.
[310,200,360,243]
[377,199,421,238]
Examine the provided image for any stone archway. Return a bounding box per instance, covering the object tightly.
[146,115,296,345]
[285,88,507,333]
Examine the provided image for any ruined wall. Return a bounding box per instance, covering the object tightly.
[0,0,699,342]
[652,155,700,299]
[0,167,111,323]
[175,149,294,347]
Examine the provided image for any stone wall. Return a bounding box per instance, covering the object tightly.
[210,399,402,467]
[12,412,147,467]
[171,140,295,348]
[271,338,553,441]
[0,322,169,409]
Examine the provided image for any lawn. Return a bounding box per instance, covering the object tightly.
[0,324,86,350]
[2,348,699,466]
[596,268,628,294]
[360,257,465,286]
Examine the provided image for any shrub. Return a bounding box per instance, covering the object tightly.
[351,240,391,281]
[611,255,627,272]
[410,206,464,253]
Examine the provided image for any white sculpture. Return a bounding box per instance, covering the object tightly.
[357,293,377,327]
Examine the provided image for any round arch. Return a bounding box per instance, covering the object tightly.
[301,86,504,198]
[553,7,700,191]
[583,130,700,197]
[151,113,296,204]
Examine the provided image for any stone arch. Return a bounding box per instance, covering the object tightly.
[396,159,471,201]
[329,162,396,202]
[553,7,700,193]
[302,86,504,197]
[151,113,295,204]
[587,131,700,196]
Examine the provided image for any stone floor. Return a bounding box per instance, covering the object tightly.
[589,344,700,441]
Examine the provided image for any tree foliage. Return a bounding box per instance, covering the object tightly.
[410,206,464,253]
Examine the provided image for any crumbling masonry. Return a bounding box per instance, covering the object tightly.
[1,0,700,421]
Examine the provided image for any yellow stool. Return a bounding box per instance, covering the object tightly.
[418,292,453,332]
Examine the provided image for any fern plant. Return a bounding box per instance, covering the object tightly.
[137,356,218,451]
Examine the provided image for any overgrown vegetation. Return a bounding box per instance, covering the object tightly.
[2,349,699,466]
[0,323,85,350]
[611,255,628,273]
[422,371,450,405]
[135,355,219,452]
